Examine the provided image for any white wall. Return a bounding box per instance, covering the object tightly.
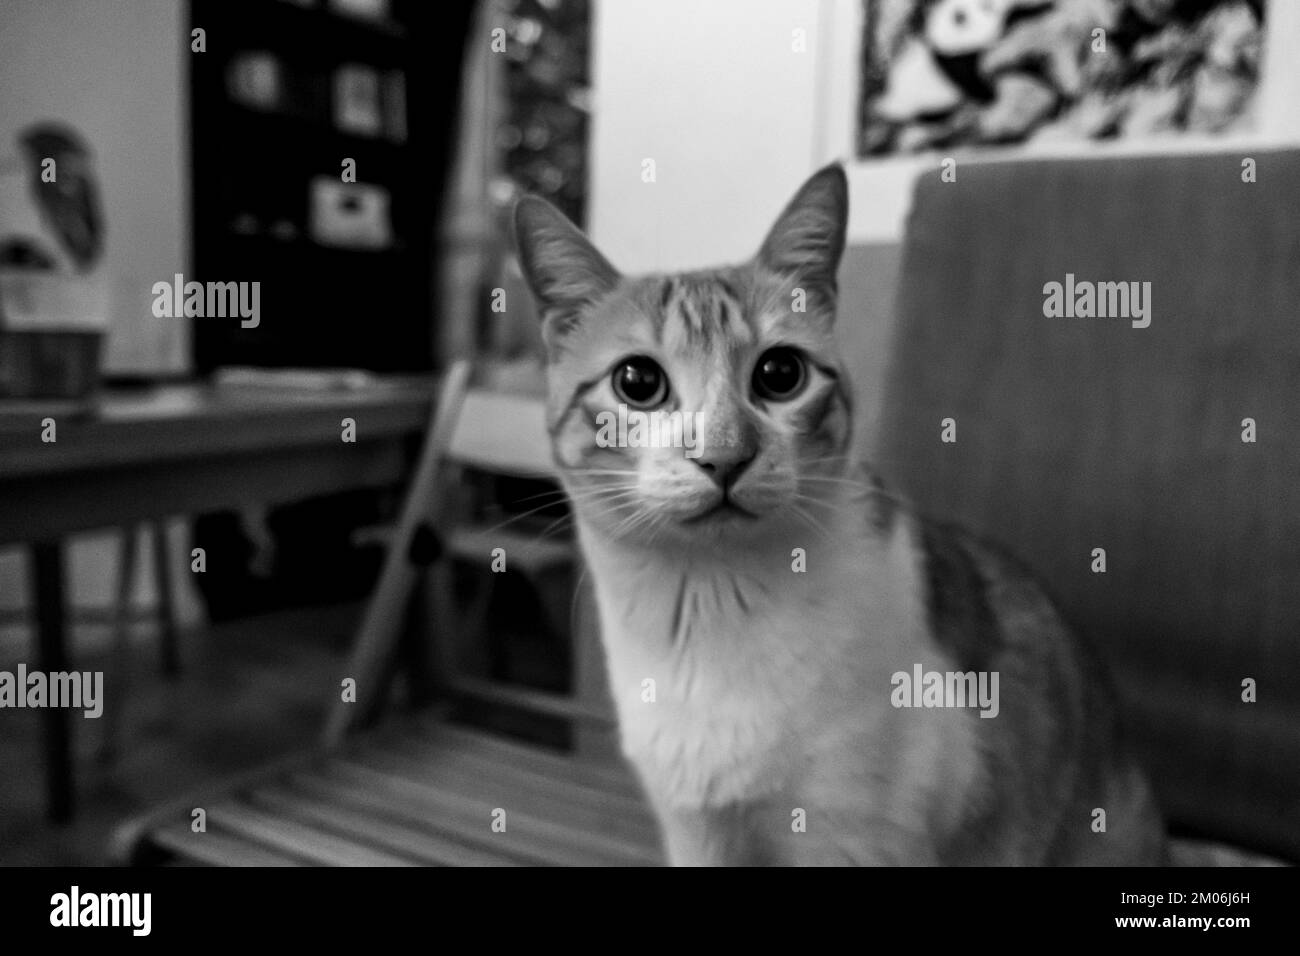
[0,0,193,647]
[593,0,1300,249]
[589,0,827,272]
[0,0,189,373]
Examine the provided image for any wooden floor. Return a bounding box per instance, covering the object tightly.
[0,603,357,866]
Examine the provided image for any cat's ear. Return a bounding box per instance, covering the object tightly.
[755,163,848,295]
[514,196,620,329]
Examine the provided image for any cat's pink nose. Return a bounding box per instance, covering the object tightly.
[693,450,755,490]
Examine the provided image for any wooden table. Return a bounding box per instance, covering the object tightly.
[0,378,436,821]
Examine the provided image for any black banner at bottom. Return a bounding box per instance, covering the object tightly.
[0,864,1291,942]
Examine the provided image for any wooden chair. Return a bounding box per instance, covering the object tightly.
[111,361,661,866]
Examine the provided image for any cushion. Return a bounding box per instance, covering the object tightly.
[874,150,1300,861]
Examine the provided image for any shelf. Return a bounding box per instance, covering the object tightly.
[220,231,412,256]
[189,0,452,375]
[221,100,408,150]
[233,0,409,43]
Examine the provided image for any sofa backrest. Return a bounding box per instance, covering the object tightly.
[873,150,1300,860]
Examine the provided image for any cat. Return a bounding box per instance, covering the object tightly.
[513,163,1167,865]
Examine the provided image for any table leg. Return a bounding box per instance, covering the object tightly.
[151,522,180,676]
[30,540,73,823]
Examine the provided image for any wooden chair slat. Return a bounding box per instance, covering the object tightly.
[205,801,419,867]
[348,752,661,863]
[322,757,660,866]
[306,761,576,865]
[414,718,642,797]
[362,738,661,844]
[149,821,306,867]
[383,727,645,811]
[247,782,521,867]
[273,772,525,867]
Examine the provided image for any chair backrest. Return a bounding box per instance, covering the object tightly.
[446,387,554,479]
[323,361,618,750]
[874,150,1300,861]
[435,370,619,745]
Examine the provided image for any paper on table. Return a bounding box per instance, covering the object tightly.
[213,366,379,391]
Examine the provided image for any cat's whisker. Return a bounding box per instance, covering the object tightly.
[564,480,641,492]
[565,561,593,646]
[571,502,642,527]
[565,491,643,513]
[796,476,876,487]
[793,482,912,519]
[557,479,641,498]
[497,488,572,508]
[782,502,824,539]
[562,488,638,505]
[570,488,648,516]
[475,497,589,538]
[608,504,661,543]
[536,513,575,542]
[785,498,836,542]
[799,455,858,466]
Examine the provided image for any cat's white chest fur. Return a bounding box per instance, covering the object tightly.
[581,515,926,811]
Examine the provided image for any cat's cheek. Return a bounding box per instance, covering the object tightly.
[784,400,848,462]
[558,415,625,471]
[733,472,795,515]
[807,419,849,461]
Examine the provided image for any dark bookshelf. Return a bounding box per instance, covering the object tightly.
[188,0,472,373]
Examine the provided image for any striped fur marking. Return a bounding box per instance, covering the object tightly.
[918,521,1003,674]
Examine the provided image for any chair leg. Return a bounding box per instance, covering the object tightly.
[424,560,456,691]
[151,522,180,677]
[462,568,499,678]
[571,572,619,761]
[99,526,139,765]
[533,564,577,647]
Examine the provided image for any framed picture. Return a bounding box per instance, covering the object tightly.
[857,0,1266,156]
[809,0,1300,241]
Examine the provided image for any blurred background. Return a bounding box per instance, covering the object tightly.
[0,0,1297,866]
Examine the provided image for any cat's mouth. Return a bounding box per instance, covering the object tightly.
[682,497,759,525]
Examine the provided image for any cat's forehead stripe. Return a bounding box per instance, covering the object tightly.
[658,276,676,317]
[659,274,751,352]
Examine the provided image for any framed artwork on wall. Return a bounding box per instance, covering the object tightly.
[813,0,1300,242]
[858,0,1266,156]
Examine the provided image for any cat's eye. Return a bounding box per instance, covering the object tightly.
[752,347,806,401]
[611,356,669,409]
